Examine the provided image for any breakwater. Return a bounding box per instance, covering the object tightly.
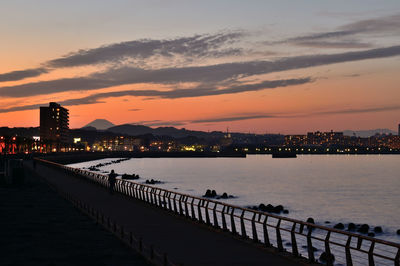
[37,151,245,165]
[37,158,400,266]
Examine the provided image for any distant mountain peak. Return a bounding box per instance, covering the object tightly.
[83,119,115,130]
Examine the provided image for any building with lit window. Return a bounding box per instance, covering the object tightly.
[40,102,69,144]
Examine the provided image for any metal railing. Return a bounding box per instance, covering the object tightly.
[37,158,400,266]
[31,160,179,266]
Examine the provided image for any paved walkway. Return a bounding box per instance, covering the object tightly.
[29,161,305,266]
[0,166,149,266]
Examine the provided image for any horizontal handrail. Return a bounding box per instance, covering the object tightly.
[30,161,178,266]
[36,158,400,266]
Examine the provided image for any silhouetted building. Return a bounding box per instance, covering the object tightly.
[398,123,400,136]
[40,102,69,143]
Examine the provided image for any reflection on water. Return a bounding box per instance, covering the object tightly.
[68,154,400,243]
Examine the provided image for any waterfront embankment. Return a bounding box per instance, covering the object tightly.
[28,160,305,266]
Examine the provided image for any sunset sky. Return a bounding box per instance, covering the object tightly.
[1,0,400,134]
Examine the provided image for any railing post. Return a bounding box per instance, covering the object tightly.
[146,187,151,202]
[133,184,138,198]
[163,191,167,208]
[345,235,353,266]
[168,192,173,211]
[184,196,190,218]
[324,231,333,266]
[368,241,375,266]
[157,190,163,207]
[263,215,270,247]
[131,184,136,198]
[251,212,258,242]
[151,188,156,205]
[213,203,219,228]
[148,188,153,204]
[139,186,144,201]
[121,180,125,194]
[240,209,247,239]
[197,199,203,223]
[191,198,196,220]
[173,194,178,214]
[141,186,146,201]
[230,207,237,235]
[395,248,400,266]
[276,219,283,251]
[291,223,298,257]
[357,237,362,250]
[178,195,184,216]
[307,225,315,263]
[221,206,227,231]
[205,201,211,225]
[130,232,133,245]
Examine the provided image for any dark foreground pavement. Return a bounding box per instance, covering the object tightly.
[28,161,306,266]
[0,167,149,266]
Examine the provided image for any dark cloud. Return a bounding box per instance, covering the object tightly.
[0,103,44,113]
[0,68,48,82]
[191,114,276,123]
[0,32,243,83]
[47,32,243,68]
[292,41,372,49]
[0,77,310,113]
[2,45,400,98]
[313,105,400,116]
[280,13,400,48]
[340,14,400,34]
[136,121,187,127]
[189,104,400,124]
[128,108,141,112]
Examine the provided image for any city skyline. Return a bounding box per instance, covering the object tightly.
[1,1,400,134]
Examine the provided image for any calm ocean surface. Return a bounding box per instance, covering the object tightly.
[68,154,400,243]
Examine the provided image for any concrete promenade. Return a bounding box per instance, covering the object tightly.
[27,160,307,266]
[0,166,149,266]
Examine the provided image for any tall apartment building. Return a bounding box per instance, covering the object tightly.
[40,102,69,143]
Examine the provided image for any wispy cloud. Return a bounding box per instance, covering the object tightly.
[187,104,400,124]
[0,31,243,83]
[313,105,400,116]
[191,114,276,123]
[46,31,243,68]
[279,13,400,49]
[0,68,48,82]
[2,45,400,98]
[133,120,187,127]
[0,77,311,113]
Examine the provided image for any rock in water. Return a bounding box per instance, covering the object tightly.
[348,223,356,231]
[306,217,315,224]
[373,226,382,233]
[357,224,370,234]
[334,223,344,230]
[319,252,335,263]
